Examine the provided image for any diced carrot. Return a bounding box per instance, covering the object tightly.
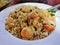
[33,15,38,18]
[28,22,32,26]
[21,29,27,38]
[34,22,39,28]
[35,22,39,27]
[44,25,54,31]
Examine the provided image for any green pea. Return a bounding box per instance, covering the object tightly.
[48,9,56,13]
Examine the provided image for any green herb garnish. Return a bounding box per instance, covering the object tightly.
[48,9,56,13]
[51,13,55,16]
[48,9,56,16]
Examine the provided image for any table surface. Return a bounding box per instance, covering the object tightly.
[0,0,60,11]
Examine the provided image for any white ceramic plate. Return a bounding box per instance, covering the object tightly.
[0,3,60,45]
